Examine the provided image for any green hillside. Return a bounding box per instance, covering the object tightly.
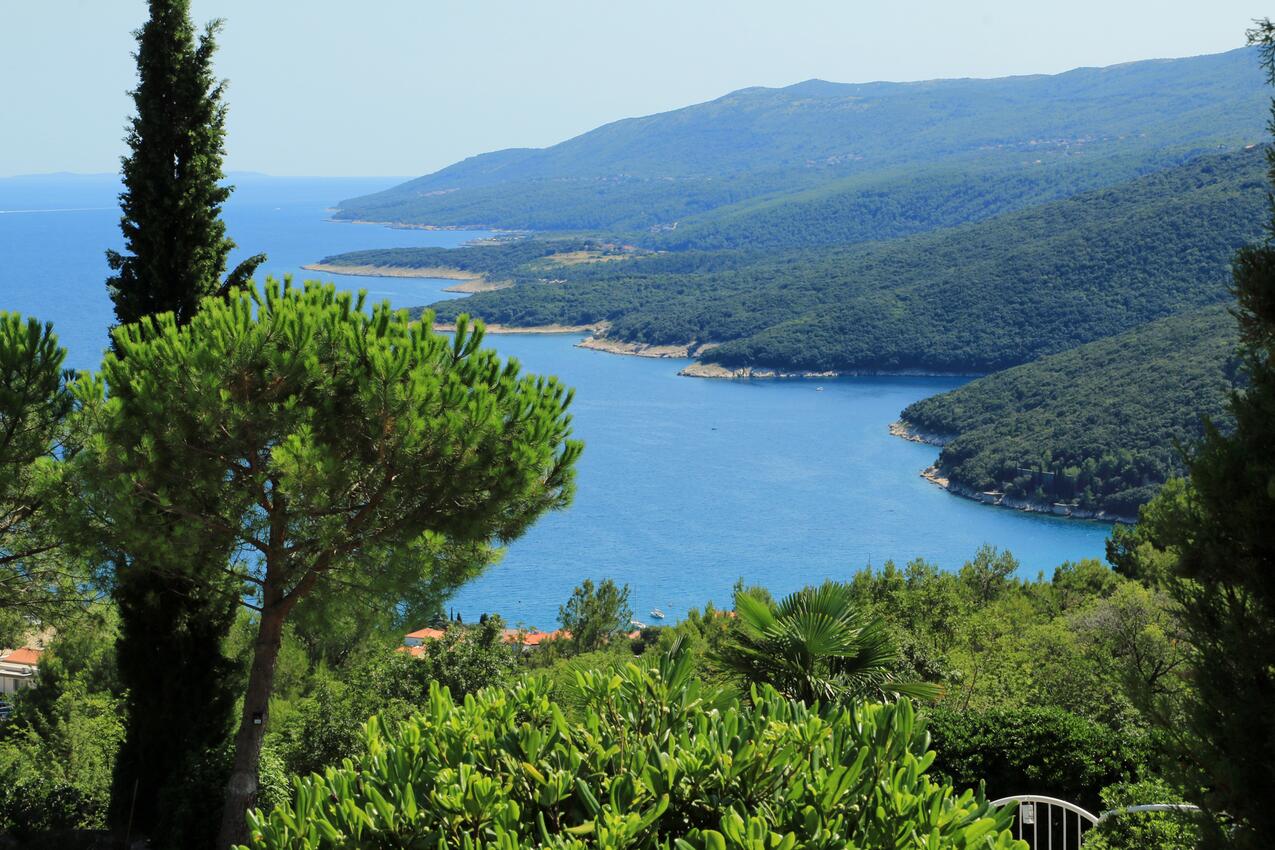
[644,148,1214,252]
[336,48,1266,232]
[899,306,1240,517]
[418,147,1265,374]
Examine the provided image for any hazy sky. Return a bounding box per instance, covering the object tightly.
[1,1,1264,177]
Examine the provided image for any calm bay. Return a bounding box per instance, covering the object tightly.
[0,175,1112,628]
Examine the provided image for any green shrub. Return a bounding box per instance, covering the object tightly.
[924,706,1147,813]
[269,628,518,778]
[242,643,1025,850]
[0,772,102,835]
[1083,779,1202,850]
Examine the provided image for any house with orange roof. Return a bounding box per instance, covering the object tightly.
[506,628,568,649]
[399,621,647,657]
[399,625,576,655]
[402,627,447,647]
[0,647,42,695]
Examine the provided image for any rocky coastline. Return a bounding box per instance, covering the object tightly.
[576,336,717,359]
[916,466,1131,523]
[432,321,603,335]
[679,362,979,380]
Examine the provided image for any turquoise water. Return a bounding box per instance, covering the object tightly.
[1,176,1112,628]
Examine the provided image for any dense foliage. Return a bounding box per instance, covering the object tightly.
[336,49,1265,232]
[1084,779,1202,850]
[264,621,519,784]
[645,149,1213,253]
[428,148,1264,374]
[240,643,1024,850]
[0,312,79,644]
[0,607,123,837]
[925,706,1146,813]
[900,306,1240,515]
[1127,22,1275,849]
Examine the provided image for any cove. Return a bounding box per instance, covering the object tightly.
[0,175,1112,628]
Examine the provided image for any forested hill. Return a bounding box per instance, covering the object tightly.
[336,48,1266,232]
[898,306,1239,518]
[419,147,1265,375]
[641,149,1209,252]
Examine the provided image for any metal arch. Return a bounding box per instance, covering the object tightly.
[991,796,1100,823]
[990,795,1099,850]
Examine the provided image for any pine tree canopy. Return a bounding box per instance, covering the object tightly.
[77,281,581,616]
[0,312,80,638]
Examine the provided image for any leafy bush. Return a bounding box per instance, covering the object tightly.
[242,643,1025,850]
[924,706,1148,814]
[0,772,102,835]
[1083,779,1202,850]
[714,582,939,705]
[269,625,518,778]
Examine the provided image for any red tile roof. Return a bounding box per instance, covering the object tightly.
[401,626,579,650]
[404,627,447,641]
[0,647,41,666]
[515,629,568,646]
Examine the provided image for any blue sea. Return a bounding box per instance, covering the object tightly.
[0,175,1112,628]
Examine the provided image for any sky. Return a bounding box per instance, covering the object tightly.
[0,1,1265,177]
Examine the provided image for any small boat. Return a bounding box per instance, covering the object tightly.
[649,608,666,620]
[815,386,824,392]
[630,619,648,630]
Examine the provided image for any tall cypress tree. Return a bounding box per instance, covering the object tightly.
[1147,22,1275,849]
[107,0,262,327]
[104,1,261,845]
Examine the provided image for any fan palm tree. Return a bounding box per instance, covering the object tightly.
[714,581,941,705]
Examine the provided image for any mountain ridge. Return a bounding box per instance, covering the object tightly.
[335,47,1266,231]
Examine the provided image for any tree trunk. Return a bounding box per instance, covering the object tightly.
[216,604,286,849]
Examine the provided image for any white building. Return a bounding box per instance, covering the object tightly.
[0,647,41,695]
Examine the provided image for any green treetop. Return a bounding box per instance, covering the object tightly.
[0,313,80,644]
[106,0,262,330]
[72,281,581,848]
[559,578,634,652]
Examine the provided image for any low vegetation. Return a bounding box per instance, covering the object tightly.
[242,643,1024,850]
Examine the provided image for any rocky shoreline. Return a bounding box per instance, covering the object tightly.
[889,420,1131,523]
[917,466,1131,523]
[888,420,953,446]
[679,362,979,380]
[577,336,717,359]
[432,321,603,335]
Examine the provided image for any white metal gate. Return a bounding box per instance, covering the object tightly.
[991,795,1098,850]
[992,795,1201,849]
